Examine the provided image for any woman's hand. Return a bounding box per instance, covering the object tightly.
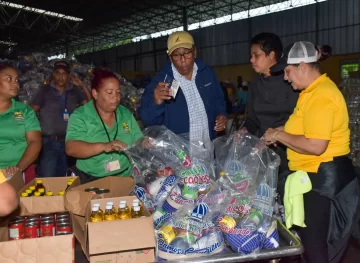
[263,128,280,146]
[103,140,127,152]
[5,166,20,177]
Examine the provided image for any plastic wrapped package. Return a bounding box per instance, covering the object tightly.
[124,126,215,229]
[156,182,232,261]
[214,132,281,254]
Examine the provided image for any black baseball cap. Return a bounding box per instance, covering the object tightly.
[54,60,71,73]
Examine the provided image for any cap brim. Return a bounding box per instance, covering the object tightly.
[168,43,193,55]
[54,66,70,73]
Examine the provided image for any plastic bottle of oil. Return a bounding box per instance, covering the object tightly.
[46,191,53,196]
[131,199,143,215]
[104,205,117,221]
[35,179,46,192]
[106,201,117,213]
[34,192,41,197]
[117,203,131,220]
[131,206,142,218]
[93,203,104,217]
[21,192,28,197]
[120,200,130,213]
[90,206,103,222]
[29,186,35,192]
[26,189,33,196]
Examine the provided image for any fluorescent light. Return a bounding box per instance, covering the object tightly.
[0,40,17,46]
[0,1,83,22]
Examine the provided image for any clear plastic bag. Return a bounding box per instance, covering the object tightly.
[156,182,231,261]
[214,132,281,254]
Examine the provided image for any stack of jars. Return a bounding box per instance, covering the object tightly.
[8,212,72,240]
[21,178,75,197]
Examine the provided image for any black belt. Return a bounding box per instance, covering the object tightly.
[43,135,66,141]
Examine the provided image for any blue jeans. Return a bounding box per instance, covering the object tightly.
[37,137,68,177]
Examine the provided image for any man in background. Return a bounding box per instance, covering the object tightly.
[31,61,91,177]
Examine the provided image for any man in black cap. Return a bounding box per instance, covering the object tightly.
[31,61,91,177]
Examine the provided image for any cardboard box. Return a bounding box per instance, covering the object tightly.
[65,176,134,217]
[19,176,80,214]
[72,196,155,263]
[0,195,74,262]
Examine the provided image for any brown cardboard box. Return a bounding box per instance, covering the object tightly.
[65,176,134,217]
[0,194,74,262]
[19,176,80,214]
[72,196,155,263]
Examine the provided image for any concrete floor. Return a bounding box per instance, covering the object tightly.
[74,238,360,263]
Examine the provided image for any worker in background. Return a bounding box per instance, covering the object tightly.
[244,32,299,197]
[264,41,358,263]
[139,31,227,148]
[31,61,92,177]
[66,68,143,184]
[0,64,41,178]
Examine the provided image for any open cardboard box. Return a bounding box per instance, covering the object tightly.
[65,176,134,217]
[19,176,80,214]
[67,177,155,262]
[73,196,156,263]
[0,194,74,262]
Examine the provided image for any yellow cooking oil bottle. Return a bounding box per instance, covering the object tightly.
[131,205,142,218]
[117,202,131,220]
[106,201,117,213]
[90,206,103,222]
[104,204,117,221]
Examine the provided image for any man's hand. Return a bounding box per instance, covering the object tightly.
[154,82,172,105]
[69,75,84,88]
[215,115,227,132]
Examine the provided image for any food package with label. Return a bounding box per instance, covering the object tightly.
[214,131,281,254]
[156,182,232,261]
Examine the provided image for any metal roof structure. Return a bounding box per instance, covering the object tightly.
[0,0,313,56]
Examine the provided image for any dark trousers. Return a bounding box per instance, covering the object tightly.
[69,166,99,184]
[300,189,331,263]
[37,137,68,177]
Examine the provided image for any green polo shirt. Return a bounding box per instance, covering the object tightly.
[66,100,143,177]
[0,99,41,168]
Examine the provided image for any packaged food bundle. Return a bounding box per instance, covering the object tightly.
[156,182,231,261]
[214,132,280,254]
[125,126,215,229]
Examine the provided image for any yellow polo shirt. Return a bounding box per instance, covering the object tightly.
[284,74,350,173]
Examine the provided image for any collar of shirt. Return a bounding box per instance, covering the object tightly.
[301,74,328,94]
[50,81,73,92]
[171,63,198,83]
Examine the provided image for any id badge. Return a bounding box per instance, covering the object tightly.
[63,109,69,121]
[170,80,180,98]
[104,160,120,172]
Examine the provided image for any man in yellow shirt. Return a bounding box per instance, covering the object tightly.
[264,41,358,263]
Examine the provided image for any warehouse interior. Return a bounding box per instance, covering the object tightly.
[0,0,360,262]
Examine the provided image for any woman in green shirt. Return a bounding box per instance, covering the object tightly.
[0,64,41,176]
[65,68,143,183]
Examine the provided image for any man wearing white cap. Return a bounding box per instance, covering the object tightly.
[139,31,227,146]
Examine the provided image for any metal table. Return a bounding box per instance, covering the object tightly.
[163,221,304,263]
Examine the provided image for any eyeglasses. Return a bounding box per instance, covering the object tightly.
[171,50,194,61]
